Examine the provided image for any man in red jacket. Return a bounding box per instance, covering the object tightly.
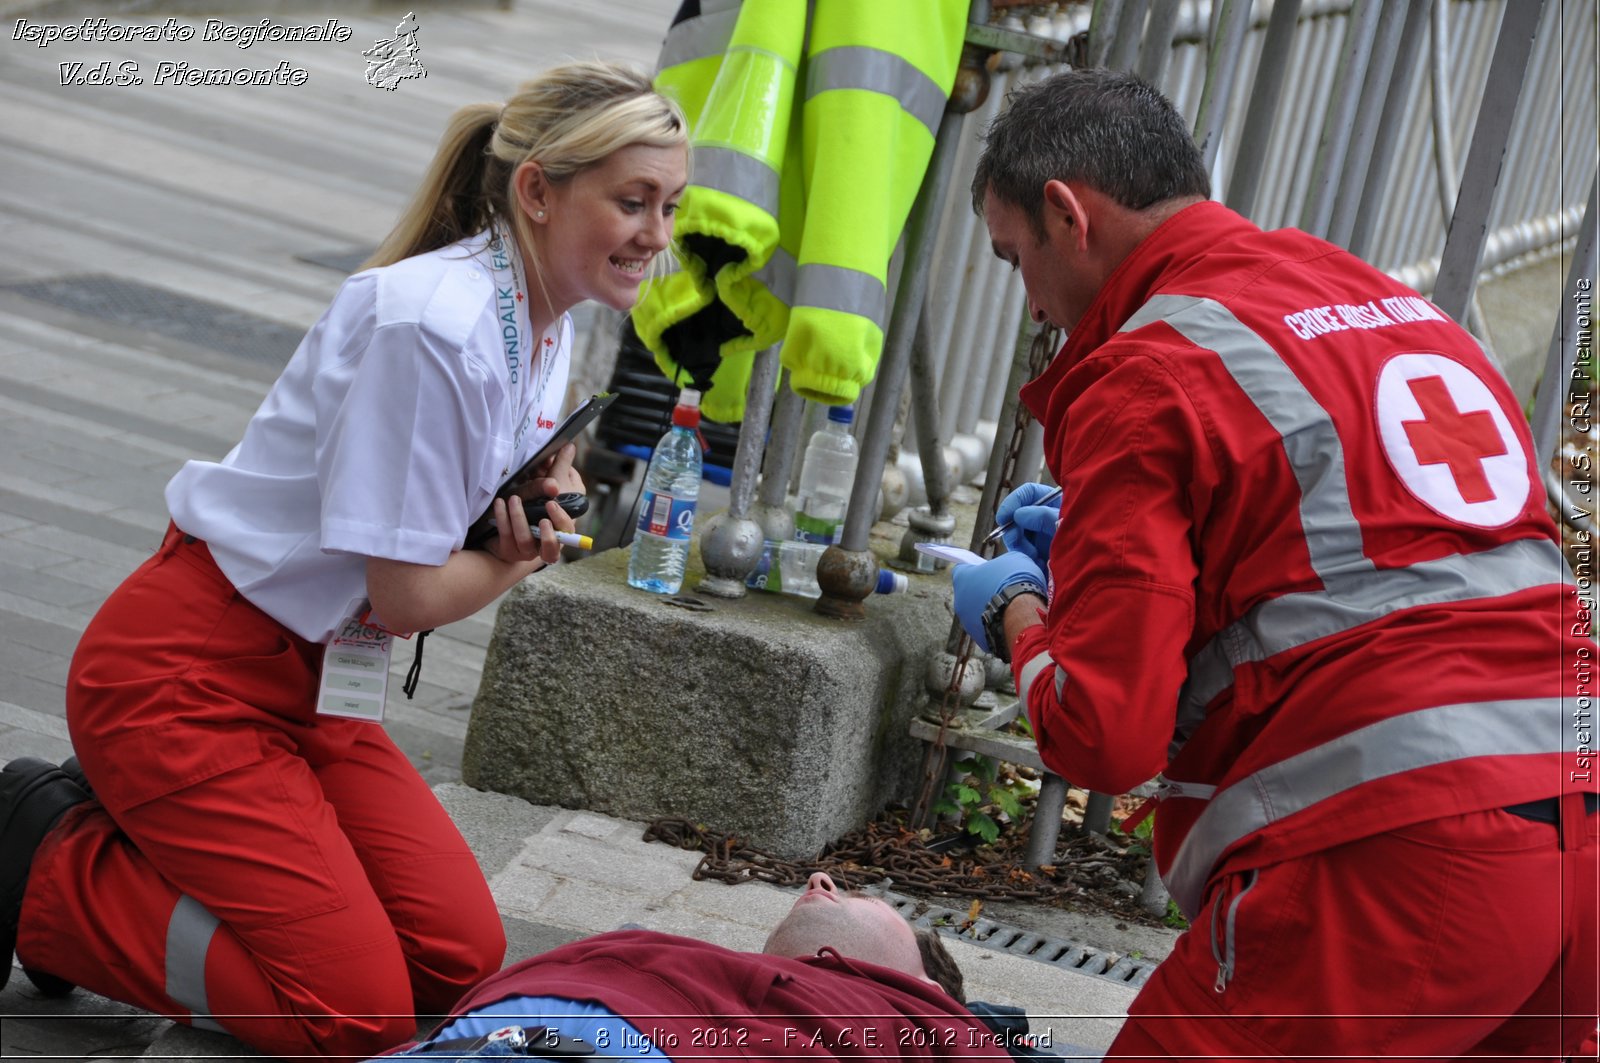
[952,68,1597,1059]
[382,872,1045,1060]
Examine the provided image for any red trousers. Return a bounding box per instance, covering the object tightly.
[19,527,503,1058]
[1113,806,1599,1061]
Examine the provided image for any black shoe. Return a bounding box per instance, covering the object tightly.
[2,757,91,992]
[19,757,90,996]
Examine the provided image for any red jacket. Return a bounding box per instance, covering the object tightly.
[1012,201,1590,916]
[439,930,1012,1059]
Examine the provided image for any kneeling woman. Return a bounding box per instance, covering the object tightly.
[2,61,686,1058]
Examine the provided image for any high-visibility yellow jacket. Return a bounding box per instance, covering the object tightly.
[634,0,966,422]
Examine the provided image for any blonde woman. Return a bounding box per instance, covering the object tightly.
[0,61,686,1058]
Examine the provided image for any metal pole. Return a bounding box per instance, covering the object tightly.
[816,103,967,619]
[752,377,807,542]
[1325,0,1412,249]
[1347,0,1432,259]
[1531,175,1598,473]
[1300,0,1384,239]
[908,301,956,519]
[1192,0,1255,174]
[695,344,781,597]
[1025,773,1068,869]
[1432,0,1548,323]
[1105,0,1151,72]
[1135,0,1183,90]
[1225,0,1302,219]
[1088,0,1124,68]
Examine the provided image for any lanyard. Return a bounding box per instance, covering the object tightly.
[487,225,558,457]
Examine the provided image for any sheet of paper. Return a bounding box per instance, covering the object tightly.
[913,541,986,567]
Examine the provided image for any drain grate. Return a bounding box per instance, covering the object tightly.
[883,891,1158,988]
[2,274,306,368]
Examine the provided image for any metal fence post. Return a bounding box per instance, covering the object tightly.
[696,344,782,597]
[1225,0,1303,219]
[1300,0,1384,238]
[752,379,807,543]
[1347,0,1433,260]
[1325,0,1413,249]
[1432,0,1548,322]
[815,104,968,619]
[1191,0,1255,173]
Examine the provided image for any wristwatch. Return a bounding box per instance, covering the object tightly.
[980,579,1046,663]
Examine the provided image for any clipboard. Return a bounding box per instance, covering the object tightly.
[463,392,617,549]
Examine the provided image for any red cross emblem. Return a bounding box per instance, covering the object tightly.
[544,337,553,348]
[1401,376,1507,503]
[1376,353,1528,528]
[515,291,524,303]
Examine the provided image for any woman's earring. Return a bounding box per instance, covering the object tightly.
[534,210,546,220]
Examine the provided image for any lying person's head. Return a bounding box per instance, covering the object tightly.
[760,872,965,1002]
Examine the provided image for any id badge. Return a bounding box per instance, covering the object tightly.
[318,603,392,722]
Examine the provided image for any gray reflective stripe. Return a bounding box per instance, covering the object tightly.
[755,246,797,303]
[165,894,220,1021]
[1175,536,1570,734]
[690,146,780,217]
[805,46,947,138]
[1164,696,1565,915]
[655,2,741,73]
[1018,650,1053,704]
[794,263,886,330]
[1120,294,1372,583]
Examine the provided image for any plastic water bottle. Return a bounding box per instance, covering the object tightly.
[627,389,702,594]
[793,405,859,546]
[746,540,909,598]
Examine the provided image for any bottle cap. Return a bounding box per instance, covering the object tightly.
[672,388,702,429]
[874,568,908,594]
[827,405,854,424]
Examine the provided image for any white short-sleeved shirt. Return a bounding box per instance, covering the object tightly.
[167,232,572,643]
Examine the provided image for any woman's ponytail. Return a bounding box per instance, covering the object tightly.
[362,102,501,270]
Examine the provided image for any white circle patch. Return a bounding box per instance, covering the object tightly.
[1375,353,1528,527]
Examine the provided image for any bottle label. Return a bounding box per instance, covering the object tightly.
[638,490,695,541]
[746,544,778,593]
[793,511,841,545]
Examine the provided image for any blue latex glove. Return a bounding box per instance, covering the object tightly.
[952,552,1047,655]
[994,482,1062,565]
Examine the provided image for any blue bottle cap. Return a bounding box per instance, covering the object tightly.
[827,405,854,424]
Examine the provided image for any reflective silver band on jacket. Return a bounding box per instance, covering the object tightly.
[805,45,947,137]
[690,145,781,218]
[795,263,886,330]
[655,0,741,73]
[1163,696,1567,916]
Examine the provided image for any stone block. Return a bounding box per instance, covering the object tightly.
[463,542,953,858]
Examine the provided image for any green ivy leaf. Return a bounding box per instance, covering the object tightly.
[967,811,1000,844]
[994,789,1024,819]
[955,785,981,806]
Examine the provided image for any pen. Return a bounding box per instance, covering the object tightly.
[983,485,1064,544]
[533,529,594,551]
